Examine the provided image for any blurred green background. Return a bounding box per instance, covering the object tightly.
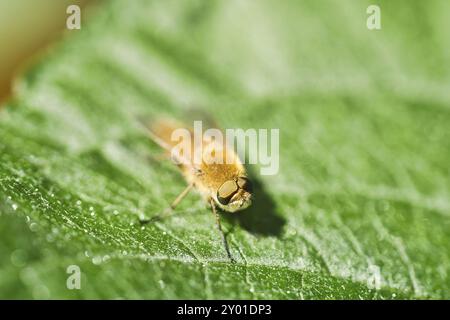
[0,0,92,103]
[0,0,449,299]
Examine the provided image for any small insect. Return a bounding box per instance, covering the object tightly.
[139,117,253,262]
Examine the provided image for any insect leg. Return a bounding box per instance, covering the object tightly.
[140,182,194,224]
[210,198,235,263]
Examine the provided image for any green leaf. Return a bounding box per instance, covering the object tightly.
[1,0,449,299]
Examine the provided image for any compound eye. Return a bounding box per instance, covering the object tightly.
[237,177,253,193]
[217,180,238,205]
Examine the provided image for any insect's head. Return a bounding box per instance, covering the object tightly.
[215,176,253,212]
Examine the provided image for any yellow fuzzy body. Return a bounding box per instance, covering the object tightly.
[148,118,252,212]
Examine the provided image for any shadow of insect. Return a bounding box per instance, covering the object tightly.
[224,166,286,237]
